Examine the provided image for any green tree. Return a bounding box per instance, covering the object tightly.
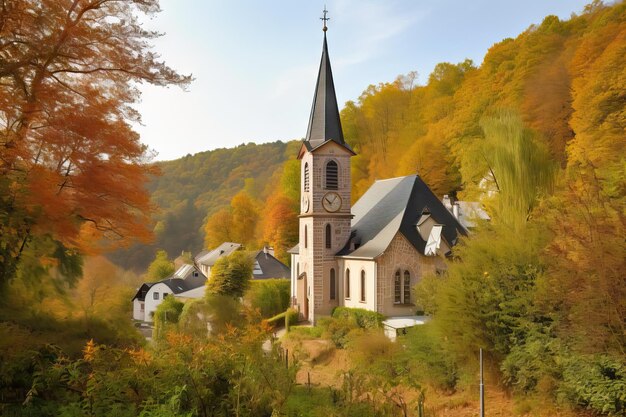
[147,250,175,282]
[206,251,253,298]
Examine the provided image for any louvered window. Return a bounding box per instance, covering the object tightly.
[325,160,338,190]
[304,163,310,192]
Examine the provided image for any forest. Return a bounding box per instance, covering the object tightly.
[0,0,624,416]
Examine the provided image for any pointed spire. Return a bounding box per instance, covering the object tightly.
[305,10,347,150]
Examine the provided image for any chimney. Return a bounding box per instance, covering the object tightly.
[452,202,460,219]
[442,195,452,210]
[263,246,275,257]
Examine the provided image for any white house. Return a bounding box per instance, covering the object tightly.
[132,264,206,322]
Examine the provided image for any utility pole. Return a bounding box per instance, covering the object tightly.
[480,348,485,417]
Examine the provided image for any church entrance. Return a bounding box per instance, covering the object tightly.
[297,272,309,321]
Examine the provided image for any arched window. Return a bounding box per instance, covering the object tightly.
[403,271,411,304]
[394,270,402,304]
[304,162,310,192]
[360,270,366,302]
[330,268,336,300]
[325,160,338,190]
[345,269,350,299]
[304,225,308,249]
[325,224,332,249]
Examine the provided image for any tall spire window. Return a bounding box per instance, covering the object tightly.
[304,226,308,249]
[304,162,310,192]
[360,270,366,302]
[325,224,332,248]
[394,270,401,303]
[330,268,336,300]
[403,271,411,304]
[325,160,338,190]
[345,269,350,299]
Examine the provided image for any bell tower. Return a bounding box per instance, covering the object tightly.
[295,10,355,323]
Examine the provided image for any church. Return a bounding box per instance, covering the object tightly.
[289,21,467,324]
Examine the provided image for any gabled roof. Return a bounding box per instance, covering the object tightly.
[251,250,290,279]
[131,264,207,300]
[132,282,154,301]
[337,175,467,259]
[304,32,351,153]
[195,242,241,267]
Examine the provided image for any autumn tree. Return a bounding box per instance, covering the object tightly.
[146,249,175,282]
[0,0,190,286]
[206,251,253,298]
[204,190,260,249]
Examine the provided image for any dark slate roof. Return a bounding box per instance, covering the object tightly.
[132,282,154,301]
[251,250,290,279]
[336,175,467,259]
[304,33,350,152]
[131,264,206,300]
[195,242,241,267]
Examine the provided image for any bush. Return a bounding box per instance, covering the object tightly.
[331,307,384,329]
[559,354,626,416]
[403,323,459,391]
[244,278,290,318]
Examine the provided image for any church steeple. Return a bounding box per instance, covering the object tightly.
[304,12,348,150]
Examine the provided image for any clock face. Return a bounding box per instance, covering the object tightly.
[301,195,310,213]
[322,192,342,212]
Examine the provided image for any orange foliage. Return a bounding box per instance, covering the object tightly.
[0,0,190,282]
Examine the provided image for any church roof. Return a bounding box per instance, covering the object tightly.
[304,32,351,152]
[336,175,467,259]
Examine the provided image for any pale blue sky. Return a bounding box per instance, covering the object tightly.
[137,0,591,161]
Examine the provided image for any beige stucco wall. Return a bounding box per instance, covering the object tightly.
[339,259,377,311]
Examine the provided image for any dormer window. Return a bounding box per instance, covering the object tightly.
[325,160,338,190]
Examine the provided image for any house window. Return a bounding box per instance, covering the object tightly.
[304,225,308,249]
[153,292,159,300]
[325,160,338,190]
[394,270,401,303]
[345,269,350,299]
[360,270,366,302]
[330,268,336,300]
[140,303,145,312]
[163,293,169,299]
[403,271,411,304]
[304,162,310,192]
[325,224,332,249]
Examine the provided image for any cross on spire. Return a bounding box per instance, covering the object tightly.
[320,7,329,32]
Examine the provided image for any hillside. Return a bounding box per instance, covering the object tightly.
[108,140,300,270]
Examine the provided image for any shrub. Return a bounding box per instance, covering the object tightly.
[331,307,384,329]
[559,354,626,416]
[244,278,290,318]
[403,323,459,391]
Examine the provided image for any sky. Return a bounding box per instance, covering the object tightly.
[136,0,592,161]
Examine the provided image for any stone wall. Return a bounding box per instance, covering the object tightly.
[376,232,446,317]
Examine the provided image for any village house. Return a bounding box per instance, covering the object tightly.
[133,244,290,322]
[289,26,469,324]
